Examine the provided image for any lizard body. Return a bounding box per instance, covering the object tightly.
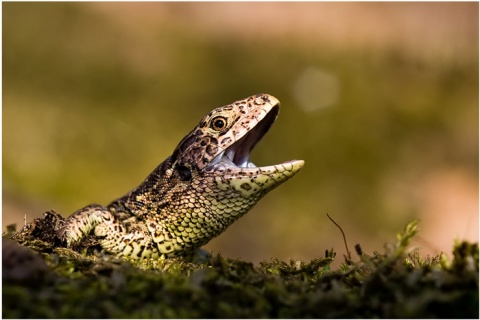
[58,94,304,259]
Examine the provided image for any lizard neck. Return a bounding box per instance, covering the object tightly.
[107,156,175,219]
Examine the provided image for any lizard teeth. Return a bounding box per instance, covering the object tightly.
[206,149,258,169]
[221,147,258,168]
[209,151,224,167]
[225,149,235,162]
[247,161,257,168]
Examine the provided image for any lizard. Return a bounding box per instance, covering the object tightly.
[56,94,304,259]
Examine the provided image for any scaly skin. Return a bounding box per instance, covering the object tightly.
[57,94,304,259]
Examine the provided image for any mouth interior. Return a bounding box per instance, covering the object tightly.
[210,105,279,169]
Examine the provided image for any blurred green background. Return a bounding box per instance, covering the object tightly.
[3,2,478,264]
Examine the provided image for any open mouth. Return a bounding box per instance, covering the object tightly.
[208,105,279,169]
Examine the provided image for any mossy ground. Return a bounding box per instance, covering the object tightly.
[3,220,478,318]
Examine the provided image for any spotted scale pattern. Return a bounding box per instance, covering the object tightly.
[57,94,304,259]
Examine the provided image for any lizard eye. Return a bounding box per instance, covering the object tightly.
[176,165,192,181]
[210,116,228,132]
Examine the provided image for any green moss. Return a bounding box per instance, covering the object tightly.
[2,220,478,318]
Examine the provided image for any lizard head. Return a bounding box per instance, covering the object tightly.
[172,93,304,189]
[137,94,304,256]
